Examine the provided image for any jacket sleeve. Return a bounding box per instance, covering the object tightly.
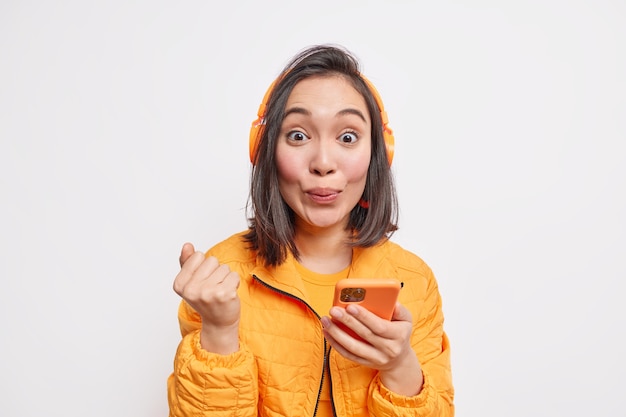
[367,266,455,417]
[167,301,259,417]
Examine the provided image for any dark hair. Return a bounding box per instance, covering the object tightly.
[244,44,398,266]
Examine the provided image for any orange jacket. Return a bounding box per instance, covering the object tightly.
[168,231,454,416]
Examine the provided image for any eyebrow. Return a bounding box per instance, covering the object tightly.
[284,106,368,123]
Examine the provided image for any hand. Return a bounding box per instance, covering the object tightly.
[173,242,241,354]
[321,302,423,396]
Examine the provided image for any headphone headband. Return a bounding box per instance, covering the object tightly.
[249,75,394,166]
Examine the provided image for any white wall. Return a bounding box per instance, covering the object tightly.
[1,1,624,416]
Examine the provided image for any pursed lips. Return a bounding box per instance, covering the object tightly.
[306,187,341,203]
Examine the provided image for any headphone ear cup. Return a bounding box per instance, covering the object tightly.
[383,128,395,166]
[249,119,263,164]
[362,77,394,166]
[249,80,277,165]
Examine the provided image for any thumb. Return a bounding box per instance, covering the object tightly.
[179,242,196,267]
[391,302,413,323]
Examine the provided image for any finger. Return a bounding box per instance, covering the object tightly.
[322,327,351,357]
[180,256,234,300]
[173,251,207,295]
[179,242,196,267]
[189,255,221,284]
[213,266,241,289]
[201,270,241,302]
[342,304,389,339]
[345,303,412,340]
[391,302,413,323]
[322,316,377,364]
[327,307,377,345]
[184,262,230,299]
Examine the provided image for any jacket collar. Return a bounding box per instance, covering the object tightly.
[250,240,393,298]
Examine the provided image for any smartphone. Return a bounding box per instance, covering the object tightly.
[331,278,402,341]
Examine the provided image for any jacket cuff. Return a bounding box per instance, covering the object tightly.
[369,370,437,413]
[171,330,258,413]
[183,330,248,368]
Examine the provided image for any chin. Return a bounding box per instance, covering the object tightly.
[303,215,350,231]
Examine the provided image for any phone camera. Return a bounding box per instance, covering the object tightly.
[340,287,366,302]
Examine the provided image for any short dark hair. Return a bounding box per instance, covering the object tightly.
[244,44,398,267]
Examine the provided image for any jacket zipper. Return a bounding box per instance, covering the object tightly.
[252,274,331,417]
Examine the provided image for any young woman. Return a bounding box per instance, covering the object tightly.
[168,44,454,417]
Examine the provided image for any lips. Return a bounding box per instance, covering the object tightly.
[306,187,340,203]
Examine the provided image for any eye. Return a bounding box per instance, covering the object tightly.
[287,130,309,142]
[339,131,358,144]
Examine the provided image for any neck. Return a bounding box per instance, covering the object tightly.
[294,221,352,274]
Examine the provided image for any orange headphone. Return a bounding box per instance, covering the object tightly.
[249,75,395,166]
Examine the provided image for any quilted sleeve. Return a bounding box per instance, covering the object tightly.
[368,265,455,417]
[167,301,259,417]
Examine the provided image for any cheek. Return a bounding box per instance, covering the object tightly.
[345,153,371,184]
[276,152,300,186]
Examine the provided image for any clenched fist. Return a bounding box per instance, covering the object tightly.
[173,243,241,354]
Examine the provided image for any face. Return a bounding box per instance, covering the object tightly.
[275,75,371,233]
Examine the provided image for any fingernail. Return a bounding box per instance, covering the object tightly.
[329,306,343,319]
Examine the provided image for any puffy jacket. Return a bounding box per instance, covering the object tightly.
[168,231,454,416]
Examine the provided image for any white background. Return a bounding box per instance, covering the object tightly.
[1,1,624,416]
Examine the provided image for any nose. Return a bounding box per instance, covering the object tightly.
[309,138,337,176]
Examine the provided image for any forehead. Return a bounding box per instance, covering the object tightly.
[285,75,369,115]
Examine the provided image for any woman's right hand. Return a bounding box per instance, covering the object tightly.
[173,242,241,354]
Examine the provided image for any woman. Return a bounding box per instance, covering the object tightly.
[168,44,454,417]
